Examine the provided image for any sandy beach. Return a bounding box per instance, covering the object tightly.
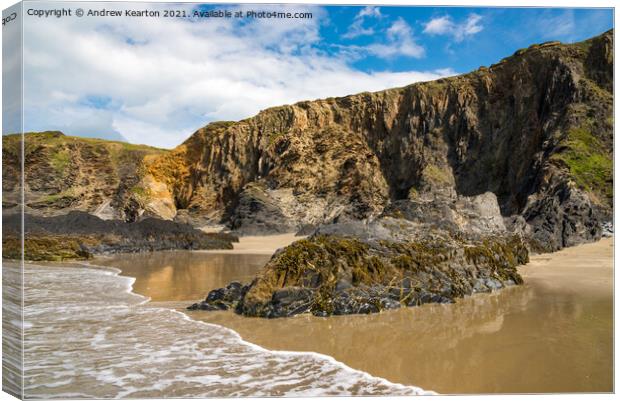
[519,237,614,295]
[98,237,613,394]
[198,233,304,255]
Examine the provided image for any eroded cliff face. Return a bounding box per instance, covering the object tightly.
[138,30,612,250]
[2,131,167,221]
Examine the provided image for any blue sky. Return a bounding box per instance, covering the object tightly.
[318,7,613,74]
[14,3,614,148]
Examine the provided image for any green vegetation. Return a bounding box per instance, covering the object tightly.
[552,126,613,202]
[41,190,76,202]
[572,38,593,54]
[4,131,167,176]
[27,188,80,208]
[206,121,236,131]
[130,185,150,198]
[127,185,153,207]
[50,149,71,174]
[8,131,165,151]
[267,131,286,146]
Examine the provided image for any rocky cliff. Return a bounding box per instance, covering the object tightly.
[2,132,238,260]
[136,30,612,251]
[182,30,613,318]
[2,131,167,221]
[3,31,613,252]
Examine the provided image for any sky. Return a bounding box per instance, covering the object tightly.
[9,3,614,148]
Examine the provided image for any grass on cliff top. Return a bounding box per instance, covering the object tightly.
[4,131,167,153]
[5,131,169,178]
[205,121,236,131]
[552,127,612,202]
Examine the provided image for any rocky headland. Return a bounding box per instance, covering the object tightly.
[3,31,613,315]
[1,132,237,260]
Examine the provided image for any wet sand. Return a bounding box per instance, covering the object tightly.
[199,233,303,255]
[100,237,613,394]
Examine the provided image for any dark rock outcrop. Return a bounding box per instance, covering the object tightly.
[2,211,237,261]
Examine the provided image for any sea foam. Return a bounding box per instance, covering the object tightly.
[18,263,433,398]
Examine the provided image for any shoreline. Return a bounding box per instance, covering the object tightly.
[68,261,433,395]
[18,261,430,397]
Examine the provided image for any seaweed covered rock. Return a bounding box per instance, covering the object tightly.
[188,282,251,311]
[188,232,528,318]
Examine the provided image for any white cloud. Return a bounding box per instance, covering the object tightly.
[423,16,453,35]
[434,68,457,76]
[342,6,381,39]
[23,3,448,148]
[364,18,425,58]
[460,14,484,39]
[342,9,424,59]
[359,6,381,19]
[423,14,484,42]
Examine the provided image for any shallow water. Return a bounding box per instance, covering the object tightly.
[15,260,428,398]
[101,238,614,394]
[98,251,271,301]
